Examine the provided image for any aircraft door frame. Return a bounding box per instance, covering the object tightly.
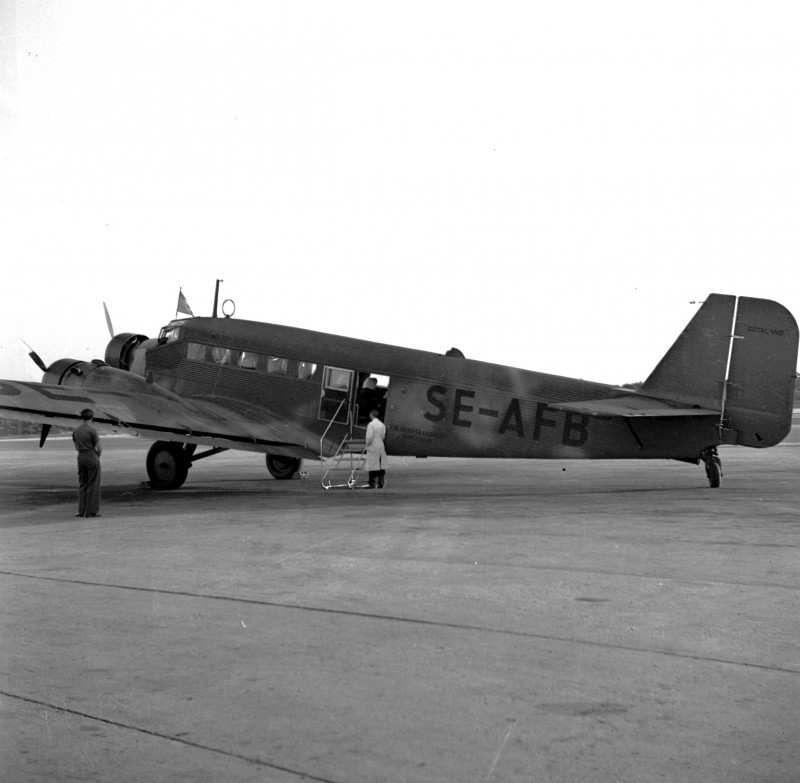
[318,366,355,424]
[355,372,390,428]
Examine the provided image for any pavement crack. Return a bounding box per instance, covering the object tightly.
[3,570,799,675]
[0,689,342,783]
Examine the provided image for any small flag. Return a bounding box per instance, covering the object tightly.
[177,289,194,317]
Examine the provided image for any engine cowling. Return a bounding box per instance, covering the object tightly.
[42,358,106,387]
[41,356,180,402]
[104,333,149,371]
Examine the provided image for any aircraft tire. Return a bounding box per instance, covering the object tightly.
[266,455,302,480]
[706,459,721,488]
[146,441,190,490]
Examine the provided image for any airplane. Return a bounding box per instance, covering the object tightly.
[0,292,796,490]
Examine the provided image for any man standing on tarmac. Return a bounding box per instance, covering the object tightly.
[365,408,387,489]
[72,408,102,517]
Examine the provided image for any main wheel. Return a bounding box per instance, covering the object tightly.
[266,455,302,480]
[146,441,190,489]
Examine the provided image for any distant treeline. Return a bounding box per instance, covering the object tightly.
[0,421,71,438]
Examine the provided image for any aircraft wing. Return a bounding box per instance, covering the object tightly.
[0,378,320,458]
[547,396,721,419]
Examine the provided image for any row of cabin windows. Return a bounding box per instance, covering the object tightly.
[186,342,317,380]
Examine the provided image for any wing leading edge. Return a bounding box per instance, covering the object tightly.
[0,378,320,458]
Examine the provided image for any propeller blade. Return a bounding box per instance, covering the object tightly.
[103,302,115,337]
[39,424,52,448]
[22,340,48,372]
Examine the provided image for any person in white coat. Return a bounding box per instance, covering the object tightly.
[365,409,387,488]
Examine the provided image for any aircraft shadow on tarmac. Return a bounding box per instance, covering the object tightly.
[4,469,731,528]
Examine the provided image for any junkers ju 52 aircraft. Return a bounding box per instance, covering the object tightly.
[0,292,796,489]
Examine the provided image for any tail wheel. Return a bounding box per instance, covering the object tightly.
[706,458,721,488]
[146,441,190,489]
[266,455,302,480]
[701,448,722,488]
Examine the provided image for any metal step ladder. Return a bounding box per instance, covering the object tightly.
[321,434,367,489]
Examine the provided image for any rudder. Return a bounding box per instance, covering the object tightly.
[725,296,798,447]
[642,294,798,448]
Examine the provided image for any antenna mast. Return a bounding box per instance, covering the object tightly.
[212,279,224,318]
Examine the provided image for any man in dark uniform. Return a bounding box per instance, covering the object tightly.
[358,377,383,425]
[72,408,102,517]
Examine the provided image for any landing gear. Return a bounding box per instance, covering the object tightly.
[266,455,302,480]
[146,441,191,489]
[700,447,722,488]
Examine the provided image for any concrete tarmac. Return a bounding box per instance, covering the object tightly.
[1,435,798,782]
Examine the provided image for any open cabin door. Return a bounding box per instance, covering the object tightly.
[318,367,390,428]
[319,366,355,424]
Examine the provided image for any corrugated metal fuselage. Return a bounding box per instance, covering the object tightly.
[145,317,720,462]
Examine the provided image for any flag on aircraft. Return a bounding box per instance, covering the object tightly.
[177,289,194,317]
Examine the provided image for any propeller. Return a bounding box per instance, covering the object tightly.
[22,304,114,448]
[103,301,115,338]
[21,341,55,448]
[22,340,48,372]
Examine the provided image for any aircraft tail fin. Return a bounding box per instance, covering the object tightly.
[641,294,798,447]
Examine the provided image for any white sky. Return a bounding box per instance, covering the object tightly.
[2,1,799,385]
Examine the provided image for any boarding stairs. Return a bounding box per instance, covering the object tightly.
[320,397,368,489]
[321,434,367,489]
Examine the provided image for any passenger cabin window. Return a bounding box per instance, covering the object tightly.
[297,361,316,380]
[325,367,351,390]
[267,357,288,376]
[239,351,258,369]
[211,347,233,365]
[184,342,317,380]
[187,342,207,361]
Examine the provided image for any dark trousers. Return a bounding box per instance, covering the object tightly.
[77,454,101,515]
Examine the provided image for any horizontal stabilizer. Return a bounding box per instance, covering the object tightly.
[548,397,720,419]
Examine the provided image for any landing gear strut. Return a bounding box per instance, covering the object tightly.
[700,447,722,488]
[145,443,228,489]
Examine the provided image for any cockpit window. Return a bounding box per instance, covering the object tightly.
[159,327,182,344]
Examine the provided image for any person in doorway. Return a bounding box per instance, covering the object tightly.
[72,408,102,517]
[365,408,387,489]
[358,377,382,425]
